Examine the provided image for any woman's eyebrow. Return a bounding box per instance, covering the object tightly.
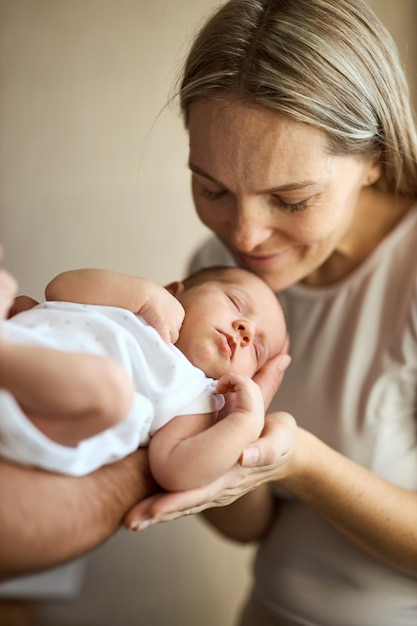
[189,161,318,194]
[188,162,224,186]
[257,180,318,194]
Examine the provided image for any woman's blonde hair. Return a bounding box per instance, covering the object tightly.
[179,0,417,195]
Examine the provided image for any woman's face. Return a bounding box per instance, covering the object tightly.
[188,97,379,291]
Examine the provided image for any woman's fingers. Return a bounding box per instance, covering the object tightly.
[241,411,296,467]
[124,412,297,531]
[124,479,230,530]
[253,352,291,408]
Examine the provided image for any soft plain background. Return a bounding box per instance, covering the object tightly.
[0,1,416,625]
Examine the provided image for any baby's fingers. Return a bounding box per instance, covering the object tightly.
[157,321,182,344]
[157,325,174,344]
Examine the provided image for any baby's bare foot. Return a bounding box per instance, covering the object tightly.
[0,268,18,322]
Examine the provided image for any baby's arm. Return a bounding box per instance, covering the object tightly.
[46,269,184,343]
[148,372,265,491]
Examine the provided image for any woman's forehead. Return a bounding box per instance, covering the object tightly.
[188,98,330,189]
[188,98,327,154]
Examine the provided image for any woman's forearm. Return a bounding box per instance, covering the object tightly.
[202,483,277,543]
[284,429,417,576]
[0,449,158,581]
[204,425,417,574]
[125,409,417,572]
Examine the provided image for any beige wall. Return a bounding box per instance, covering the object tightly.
[0,1,415,625]
[0,0,214,297]
[367,0,417,105]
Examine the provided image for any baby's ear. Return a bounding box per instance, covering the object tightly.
[164,281,185,297]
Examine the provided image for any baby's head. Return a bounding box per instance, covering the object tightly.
[167,266,288,379]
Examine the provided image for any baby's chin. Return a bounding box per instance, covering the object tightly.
[189,358,230,381]
[182,348,228,380]
[198,362,258,381]
[184,347,257,380]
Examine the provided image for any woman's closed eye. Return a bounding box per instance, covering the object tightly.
[199,186,228,201]
[271,196,308,213]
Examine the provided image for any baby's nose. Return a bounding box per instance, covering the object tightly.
[233,319,255,345]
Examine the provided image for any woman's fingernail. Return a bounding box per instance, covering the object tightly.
[242,446,260,467]
[129,519,150,532]
[277,354,291,371]
[278,426,294,456]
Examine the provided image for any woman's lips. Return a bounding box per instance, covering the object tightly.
[236,249,289,270]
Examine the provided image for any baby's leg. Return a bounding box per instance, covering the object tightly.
[0,264,134,446]
[0,266,18,385]
[26,352,135,446]
[1,340,134,446]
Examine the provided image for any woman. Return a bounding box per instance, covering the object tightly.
[128,0,417,624]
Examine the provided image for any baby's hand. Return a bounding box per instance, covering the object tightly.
[138,284,185,344]
[216,372,265,438]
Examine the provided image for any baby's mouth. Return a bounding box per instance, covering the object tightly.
[218,331,236,358]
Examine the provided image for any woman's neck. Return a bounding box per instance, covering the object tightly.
[303,190,415,287]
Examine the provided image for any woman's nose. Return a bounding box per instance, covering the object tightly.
[233,319,255,345]
[229,203,273,252]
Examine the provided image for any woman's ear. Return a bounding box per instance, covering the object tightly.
[364,159,382,187]
[164,281,185,297]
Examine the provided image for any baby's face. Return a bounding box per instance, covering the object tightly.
[175,268,287,379]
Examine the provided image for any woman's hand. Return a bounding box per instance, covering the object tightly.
[123,410,296,531]
[254,333,291,409]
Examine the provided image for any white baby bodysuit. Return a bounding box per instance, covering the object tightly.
[0,302,224,475]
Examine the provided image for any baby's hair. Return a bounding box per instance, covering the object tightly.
[182,265,239,290]
[182,265,289,348]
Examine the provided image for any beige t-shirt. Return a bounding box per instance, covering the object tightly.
[190,206,417,626]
